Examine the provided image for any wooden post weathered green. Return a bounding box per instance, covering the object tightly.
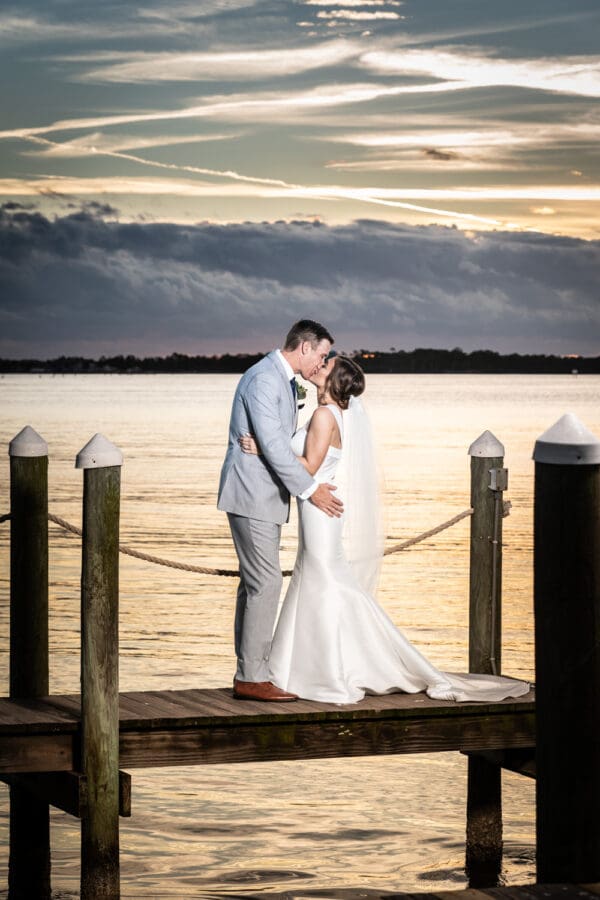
[533,413,600,883]
[465,430,506,888]
[77,434,123,900]
[8,426,51,900]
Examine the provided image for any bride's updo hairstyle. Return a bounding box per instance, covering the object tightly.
[326,356,366,410]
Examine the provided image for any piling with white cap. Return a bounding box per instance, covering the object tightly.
[533,412,600,466]
[77,434,122,900]
[9,424,49,459]
[76,433,124,470]
[533,413,600,883]
[465,431,507,886]
[8,427,51,897]
[467,430,506,675]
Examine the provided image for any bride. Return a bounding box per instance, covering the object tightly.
[240,354,530,705]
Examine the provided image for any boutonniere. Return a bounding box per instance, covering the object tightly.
[295,379,306,409]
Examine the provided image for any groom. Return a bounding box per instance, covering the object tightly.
[218,319,343,701]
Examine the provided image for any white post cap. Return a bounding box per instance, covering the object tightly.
[9,426,48,458]
[533,413,600,465]
[76,434,123,469]
[468,430,505,458]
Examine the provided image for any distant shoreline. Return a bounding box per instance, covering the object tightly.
[1,349,598,375]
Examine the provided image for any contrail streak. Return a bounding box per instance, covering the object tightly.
[20,134,507,227]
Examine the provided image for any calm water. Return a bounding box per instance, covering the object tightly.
[0,372,598,897]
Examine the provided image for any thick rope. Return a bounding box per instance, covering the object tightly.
[383,507,473,555]
[46,514,240,577]
[0,508,474,578]
[49,509,472,577]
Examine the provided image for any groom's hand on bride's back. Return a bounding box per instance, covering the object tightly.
[310,483,343,517]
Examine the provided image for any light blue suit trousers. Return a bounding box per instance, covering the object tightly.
[218,352,314,682]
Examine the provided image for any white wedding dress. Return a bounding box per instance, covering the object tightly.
[268,404,530,705]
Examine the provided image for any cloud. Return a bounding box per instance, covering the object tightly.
[4,172,599,205]
[422,148,459,162]
[319,119,600,173]
[0,206,598,358]
[0,11,204,44]
[23,131,241,157]
[324,128,531,149]
[71,40,359,83]
[325,155,521,172]
[316,11,402,21]
[0,80,468,143]
[138,0,258,17]
[360,47,600,98]
[3,157,600,234]
[0,173,511,229]
[373,11,599,47]
[0,14,100,44]
[323,121,600,149]
[0,2,258,46]
[305,1,403,6]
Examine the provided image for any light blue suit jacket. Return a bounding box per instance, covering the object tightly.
[217,352,314,524]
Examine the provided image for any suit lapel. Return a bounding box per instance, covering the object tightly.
[270,351,296,424]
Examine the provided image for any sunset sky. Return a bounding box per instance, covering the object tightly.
[1,0,599,357]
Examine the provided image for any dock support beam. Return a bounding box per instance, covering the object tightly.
[77,434,123,900]
[465,431,506,888]
[533,414,600,883]
[8,427,51,900]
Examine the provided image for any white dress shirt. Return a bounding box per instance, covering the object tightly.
[275,350,317,500]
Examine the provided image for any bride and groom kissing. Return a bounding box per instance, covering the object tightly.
[217,319,529,705]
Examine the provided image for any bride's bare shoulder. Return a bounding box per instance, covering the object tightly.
[307,405,336,430]
[310,406,335,425]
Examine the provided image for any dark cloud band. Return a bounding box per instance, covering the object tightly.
[1,205,598,357]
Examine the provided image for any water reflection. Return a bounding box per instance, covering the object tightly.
[0,373,598,896]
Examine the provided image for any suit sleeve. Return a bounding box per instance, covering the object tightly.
[245,372,315,497]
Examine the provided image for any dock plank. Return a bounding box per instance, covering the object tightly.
[0,697,79,733]
[115,686,534,728]
[0,686,535,774]
[119,707,535,768]
[0,734,76,773]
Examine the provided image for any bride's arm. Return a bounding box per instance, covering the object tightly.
[297,407,335,475]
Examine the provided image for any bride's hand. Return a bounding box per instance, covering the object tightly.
[239,433,261,455]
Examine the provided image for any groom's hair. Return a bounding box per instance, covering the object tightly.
[284,319,334,351]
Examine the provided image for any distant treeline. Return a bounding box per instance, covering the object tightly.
[1,349,599,375]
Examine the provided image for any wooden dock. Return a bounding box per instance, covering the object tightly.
[0,686,535,773]
[4,418,599,898]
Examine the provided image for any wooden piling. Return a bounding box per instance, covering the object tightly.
[465,431,506,888]
[77,434,123,900]
[8,426,51,900]
[533,413,600,884]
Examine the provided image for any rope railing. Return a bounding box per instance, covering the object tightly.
[382,507,474,556]
[1,507,474,578]
[48,514,241,577]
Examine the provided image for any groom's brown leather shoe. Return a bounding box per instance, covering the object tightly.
[233,679,298,701]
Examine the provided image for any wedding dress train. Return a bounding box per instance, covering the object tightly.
[268,404,530,704]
